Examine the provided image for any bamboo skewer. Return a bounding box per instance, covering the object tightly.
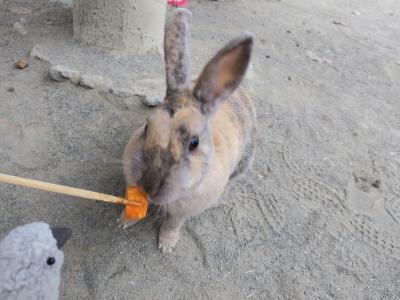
[0,172,140,206]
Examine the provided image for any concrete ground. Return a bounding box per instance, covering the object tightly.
[1,0,400,299]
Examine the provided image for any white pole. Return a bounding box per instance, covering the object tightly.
[73,0,167,54]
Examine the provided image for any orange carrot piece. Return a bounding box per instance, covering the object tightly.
[123,186,149,220]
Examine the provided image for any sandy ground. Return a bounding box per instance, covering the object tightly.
[1,0,400,299]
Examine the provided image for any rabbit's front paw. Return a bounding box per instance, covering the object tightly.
[117,210,140,229]
[158,230,180,253]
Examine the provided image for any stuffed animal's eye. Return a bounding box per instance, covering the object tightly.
[47,257,56,266]
[189,136,199,151]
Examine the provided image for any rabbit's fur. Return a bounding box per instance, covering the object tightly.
[120,9,256,252]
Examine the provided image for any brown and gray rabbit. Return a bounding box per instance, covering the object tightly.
[120,8,256,252]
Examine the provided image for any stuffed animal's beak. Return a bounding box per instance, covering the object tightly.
[51,227,72,249]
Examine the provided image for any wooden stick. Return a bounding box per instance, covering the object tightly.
[0,173,140,206]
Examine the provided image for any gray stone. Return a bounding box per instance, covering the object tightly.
[78,74,104,89]
[133,78,165,106]
[12,22,27,35]
[49,65,80,82]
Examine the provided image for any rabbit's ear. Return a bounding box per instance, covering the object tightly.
[164,9,192,95]
[193,34,253,115]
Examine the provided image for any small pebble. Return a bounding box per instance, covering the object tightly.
[16,59,28,69]
[8,87,15,92]
[13,22,27,35]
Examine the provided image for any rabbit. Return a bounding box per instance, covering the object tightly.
[119,8,256,253]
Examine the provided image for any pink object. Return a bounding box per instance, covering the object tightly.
[168,0,188,7]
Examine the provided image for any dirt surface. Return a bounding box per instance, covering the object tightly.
[1,0,400,299]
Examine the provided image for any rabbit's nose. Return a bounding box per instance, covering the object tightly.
[142,147,174,197]
[141,173,163,198]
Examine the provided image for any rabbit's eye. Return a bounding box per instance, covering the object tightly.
[46,257,56,266]
[189,136,199,151]
[144,124,148,135]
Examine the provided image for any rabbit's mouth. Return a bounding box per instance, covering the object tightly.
[142,179,161,199]
[138,175,166,204]
[144,178,182,205]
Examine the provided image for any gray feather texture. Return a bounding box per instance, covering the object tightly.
[0,222,68,300]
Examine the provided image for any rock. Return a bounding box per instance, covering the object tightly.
[135,94,164,106]
[13,22,27,35]
[16,59,29,69]
[133,78,165,106]
[107,82,163,109]
[48,65,111,91]
[49,65,80,82]
[30,45,47,62]
[79,74,105,89]
[137,93,163,107]
[112,88,134,99]
[70,76,80,85]
[7,87,15,92]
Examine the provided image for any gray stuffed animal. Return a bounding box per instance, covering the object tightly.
[0,222,72,300]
